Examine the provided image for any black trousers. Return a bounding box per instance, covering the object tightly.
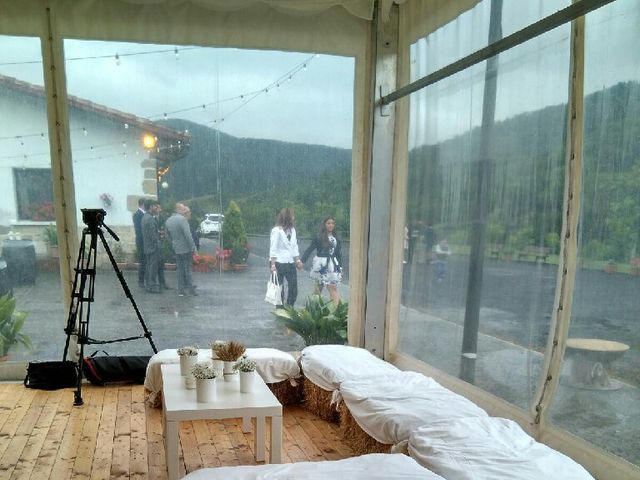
[275,262,298,306]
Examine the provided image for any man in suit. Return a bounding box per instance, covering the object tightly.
[165,203,198,296]
[132,198,146,288]
[142,199,162,293]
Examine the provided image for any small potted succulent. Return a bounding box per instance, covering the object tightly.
[234,355,257,393]
[191,361,218,403]
[177,345,199,377]
[214,340,246,381]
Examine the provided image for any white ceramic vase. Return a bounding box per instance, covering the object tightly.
[184,374,196,390]
[223,361,237,382]
[239,370,255,393]
[196,377,216,403]
[179,354,198,376]
[212,359,224,377]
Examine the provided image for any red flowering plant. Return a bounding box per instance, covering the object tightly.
[26,202,55,221]
[215,246,232,261]
[192,254,216,268]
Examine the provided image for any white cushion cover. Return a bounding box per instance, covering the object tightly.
[243,347,301,383]
[182,453,444,479]
[340,371,487,445]
[300,344,399,391]
[144,347,300,405]
[408,417,594,480]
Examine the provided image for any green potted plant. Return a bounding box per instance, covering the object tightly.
[43,225,59,258]
[0,294,32,360]
[222,201,249,268]
[272,295,348,346]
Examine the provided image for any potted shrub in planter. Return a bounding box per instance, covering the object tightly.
[234,355,257,393]
[222,201,250,270]
[43,225,58,258]
[192,254,216,273]
[214,340,246,381]
[604,259,617,274]
[0,294,32,360]
[191,362,217,403]
[215,247,232,271]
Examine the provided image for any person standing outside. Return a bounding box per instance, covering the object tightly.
[269,208,302,307]
[300,216,343,303]
[142,199,162,293]
[165,203,198,297]
[434,238,451,282]
[132,198,147,288]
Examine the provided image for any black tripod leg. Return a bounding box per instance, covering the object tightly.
[97,229,158,354]
[63,228,98,406]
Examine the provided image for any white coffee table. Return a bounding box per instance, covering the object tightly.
[161,364,283,480]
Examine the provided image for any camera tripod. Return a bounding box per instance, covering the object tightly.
[63,208,157,406]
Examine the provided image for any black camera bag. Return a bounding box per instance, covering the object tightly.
[82,353,150,385]
[24,360,77,390]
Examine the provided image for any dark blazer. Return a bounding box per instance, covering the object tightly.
[301,235,342,264]
[141,212,160,254]
[133,208,144,249]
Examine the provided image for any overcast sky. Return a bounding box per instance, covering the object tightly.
[0,38,355,149]
[0,0,637,150]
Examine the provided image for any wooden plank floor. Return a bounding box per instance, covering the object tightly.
[0,383,354,479]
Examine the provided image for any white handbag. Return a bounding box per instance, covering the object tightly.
[264,272,283,306]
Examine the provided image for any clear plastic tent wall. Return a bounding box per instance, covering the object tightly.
[0,1,639,479]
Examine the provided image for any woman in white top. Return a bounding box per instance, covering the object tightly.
[269,208,302,307]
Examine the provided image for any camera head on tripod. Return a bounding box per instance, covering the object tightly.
[82,208,106,229]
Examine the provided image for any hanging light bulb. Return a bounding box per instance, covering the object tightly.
[115,53,120,66]
[163,113,168,120]
[40,133,45,139]
[83,127,88,136]
[174,47,179,59]
[287,76,292,82]
[303,63,307,71]
[124,123,129,129]
[122,141,127,148]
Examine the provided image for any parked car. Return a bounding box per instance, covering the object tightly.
[199,213,224,237]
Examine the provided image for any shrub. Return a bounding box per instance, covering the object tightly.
[272,295,348,347]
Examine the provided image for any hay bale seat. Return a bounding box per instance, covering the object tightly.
[408,417,594,480]
[302,377,341,423]
[338,371,488,453]
[144,347,301,407]
[299,344,400,423]
[338,402,391,454]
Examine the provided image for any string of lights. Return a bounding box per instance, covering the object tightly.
[0,45,199,67]
[0,53,318,149]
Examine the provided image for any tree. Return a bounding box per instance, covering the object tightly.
[222,201,249,265]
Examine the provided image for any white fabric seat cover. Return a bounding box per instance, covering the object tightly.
[340,371,487,445]
[408,417,594,480]
[300,344,399,391]
[182,453,444,479]
[144,347,300,404]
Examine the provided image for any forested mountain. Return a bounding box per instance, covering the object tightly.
[160,81,639,256]
[407,81,640,261]
[161,120,351,236]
